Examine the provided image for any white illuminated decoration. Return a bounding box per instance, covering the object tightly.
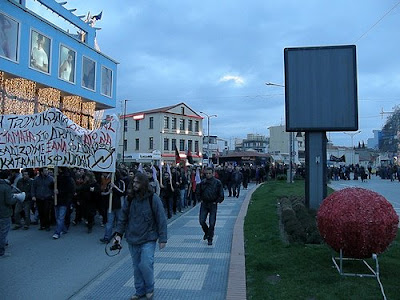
[133,114,144,120]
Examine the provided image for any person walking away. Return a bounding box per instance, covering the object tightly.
[53,168,75,239]
[0,170,15,258]
[196,167,224,246]
[100,170,125,243]
[113,172,167,300]
[31,168,54,231]
[225,165,233,197]
[242,165,250,189]
[178,168,188,212]
[13,169,33,230]
[81,172,101,233]
[160,172,174,219]
[231,166,243,198]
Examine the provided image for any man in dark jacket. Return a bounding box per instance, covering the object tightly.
[0,170,15,257]
[14,169,33,230]
[53,167,75,239]
[231,166,243,198]
[31,168,54,231]
[113,172,167,300]
[196,167,224,246]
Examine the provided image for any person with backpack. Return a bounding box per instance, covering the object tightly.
[112,172,167,300]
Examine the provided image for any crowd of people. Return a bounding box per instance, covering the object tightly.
[0,163,272,256]
[327,164,400,182]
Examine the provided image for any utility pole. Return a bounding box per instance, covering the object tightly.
[122,99,128,164]
[199,111,217,165]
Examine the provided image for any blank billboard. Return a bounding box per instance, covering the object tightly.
[284,45,358,131]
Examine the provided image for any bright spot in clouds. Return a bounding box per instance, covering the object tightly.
[219,75,245,86]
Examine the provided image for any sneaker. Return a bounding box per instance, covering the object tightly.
[130,294,145,300]
[145,292,154,299]
[13,225,22,230]
[203,234,208,241]
[208,239,213,246]
[99,238,109,244]
[0,252,11,258]
[100,222,105,227]
[52,233,60,239]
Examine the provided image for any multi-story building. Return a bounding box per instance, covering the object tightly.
[1,0,117,126]
[242,133,268,153]
[268,125,305,164]
[201,135,229,163]
[119,103,203,165]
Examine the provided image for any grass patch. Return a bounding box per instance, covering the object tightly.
[244,180,400,300]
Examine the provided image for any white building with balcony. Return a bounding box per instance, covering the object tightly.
[119,103,203,165]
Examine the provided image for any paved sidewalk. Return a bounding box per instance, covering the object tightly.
[70,184,257,300]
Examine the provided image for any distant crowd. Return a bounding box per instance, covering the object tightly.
[327,164,400,182]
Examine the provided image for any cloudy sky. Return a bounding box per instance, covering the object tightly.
[31,0,400,147]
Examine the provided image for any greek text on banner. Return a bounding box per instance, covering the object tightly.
[0,108,120,172]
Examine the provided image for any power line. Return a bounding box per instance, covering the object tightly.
[355,1,400,43]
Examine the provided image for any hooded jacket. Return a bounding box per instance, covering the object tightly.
[0,179,16,218]
[116,191,167,245]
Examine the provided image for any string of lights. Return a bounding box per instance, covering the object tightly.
[0,72,95,129]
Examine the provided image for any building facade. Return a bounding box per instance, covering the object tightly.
[119,103,203,165]
[1,0,117,128]
[268,125,305,164]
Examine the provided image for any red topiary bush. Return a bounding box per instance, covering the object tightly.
[317,187,399,258]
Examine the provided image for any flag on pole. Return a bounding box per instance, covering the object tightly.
[92,11,103,21]
[175,146,181,164]
[167,163,172,178]
[187,149,194,164]
[151,165,158,181]
[195,168,201,184]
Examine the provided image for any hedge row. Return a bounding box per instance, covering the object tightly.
[279,196,322,244]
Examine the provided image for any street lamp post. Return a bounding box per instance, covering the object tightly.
[199,111,217,164]
[343,130,361,165]
[265,82,294,183]
[122,99,130,165]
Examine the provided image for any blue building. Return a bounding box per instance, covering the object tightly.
[0,0,118,128]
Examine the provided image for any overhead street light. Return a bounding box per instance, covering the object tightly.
[122,99,132,165]
[265,81,294,183]
[199,111,217,164]
[265,82,285,88]
[343,130,361,165]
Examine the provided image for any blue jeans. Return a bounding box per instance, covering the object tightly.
[104,209,120,241]
[199,202,217,239]
[54,205,68,235]
[128,241,156,296]
[178,189,186,211]
[0,217,11,256]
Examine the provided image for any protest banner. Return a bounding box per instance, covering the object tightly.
[0,108,119,172]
